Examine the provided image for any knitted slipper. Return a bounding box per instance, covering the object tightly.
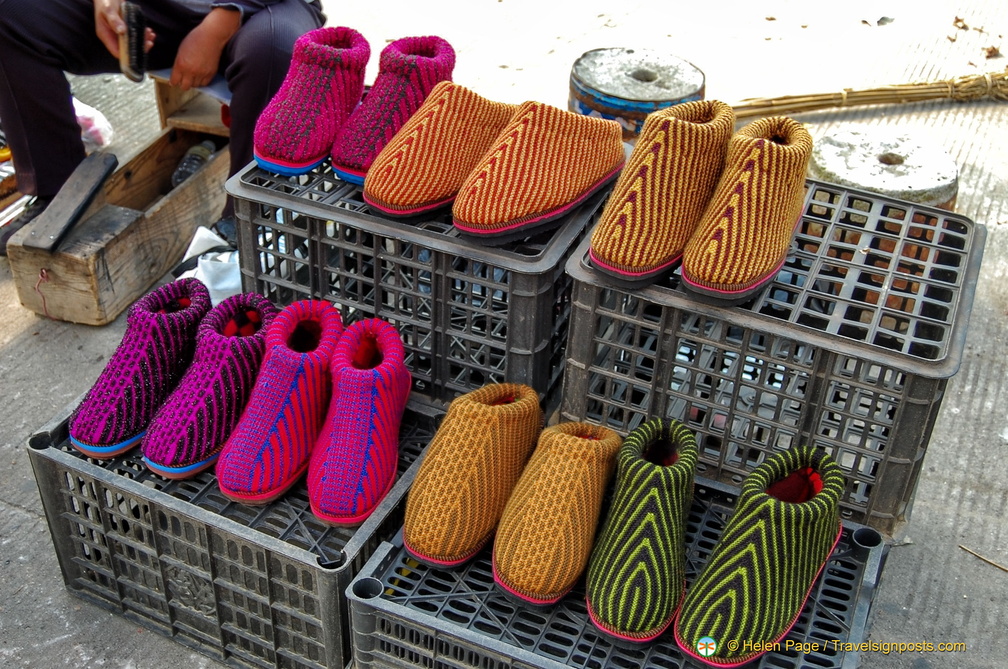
[585,419,697,643]
[492,422,621,606]
[403,383,543,567]
[216,300,343,504]
[331,35,456,185]
[452,101,624,243]
[253,27,370,176]
[681,116,813,305]
[362,81,517,217]
[674,445,844,667]
[69,278,211,458]
[141,293,278,479]
[307,318,412,525]
[588,100,735,288]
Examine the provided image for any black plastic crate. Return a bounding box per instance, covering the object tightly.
[28,401,442,669]
[227,163,607,413]
[561,180,986,535]
[347,478,887,669]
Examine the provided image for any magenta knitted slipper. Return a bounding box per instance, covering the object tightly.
[69,278,212,458]
[253,26,370,176]
[140,293,279,479]
[307,318,412,525]
[330,35,455,185]
[216,300,344,504]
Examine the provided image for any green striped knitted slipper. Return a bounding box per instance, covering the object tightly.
[585,418,697,643]
[674,445,844,667]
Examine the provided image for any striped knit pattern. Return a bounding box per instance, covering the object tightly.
[140,293,279,478]
[588,100,735,284]
[452,101,624,238]
[331,36,456,183]
[585,419,697,642]
[682,116,813,300]
[362,81,517,216]
[253,27,370,174]
[216,300,343,503]
[674,446,844,667]
[69,278,212,455]
[403,383,543,567]
[307,318,412,525]
[492,422,621,605]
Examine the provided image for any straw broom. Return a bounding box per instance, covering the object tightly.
[732,70,1008,118]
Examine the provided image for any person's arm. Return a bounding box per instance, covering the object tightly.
[169,7,241,90]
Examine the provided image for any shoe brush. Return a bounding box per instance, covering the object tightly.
[118,1,147,83]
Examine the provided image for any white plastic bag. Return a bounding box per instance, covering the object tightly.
[73,97,115,151]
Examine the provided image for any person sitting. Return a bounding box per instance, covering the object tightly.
[0,0,326,255]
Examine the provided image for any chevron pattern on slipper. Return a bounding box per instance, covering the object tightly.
[585,418,697,642]
[681,116,813,305]
[674,445,844,667]
[588,100,735,287]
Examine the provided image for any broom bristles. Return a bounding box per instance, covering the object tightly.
[732,71,1008,118]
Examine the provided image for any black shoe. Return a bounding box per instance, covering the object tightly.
[0,196,52,256]
[210,215,237,248]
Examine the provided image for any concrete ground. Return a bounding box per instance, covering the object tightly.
[1,1,1005,667]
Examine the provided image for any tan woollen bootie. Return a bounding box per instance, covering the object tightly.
[403,383,543,567]
[681,116,813,305]
[492,422,622,605]
[589,100,735,287]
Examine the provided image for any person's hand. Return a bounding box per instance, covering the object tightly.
[170,8,240,90]
[94,0,154,59]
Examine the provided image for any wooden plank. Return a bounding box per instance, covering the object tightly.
[7,128,229,325]
[153,76,229,136]
[164,95,230,137]
[21,152,118,252]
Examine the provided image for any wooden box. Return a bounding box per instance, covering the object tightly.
[6,128,228,325]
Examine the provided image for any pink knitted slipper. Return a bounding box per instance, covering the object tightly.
[141,293,278,479]
[331,35,455,185]
[69,278,211,458]
[253,27,370,176]
[307,318,412,525]
[216,300,344,504]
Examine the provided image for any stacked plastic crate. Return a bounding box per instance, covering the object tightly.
[29,159,607,669]
[343,179,986,669]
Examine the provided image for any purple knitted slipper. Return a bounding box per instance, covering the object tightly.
[216,300,344,504]
[253,26,370,176]
[141,293,279,479]
[307,318,412,525]
[330,35,455,185]
[69,278,212,458]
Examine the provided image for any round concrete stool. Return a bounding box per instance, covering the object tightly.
[569,48,705,143]
[808,127,959,210]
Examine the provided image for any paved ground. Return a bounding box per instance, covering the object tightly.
[1,1,1006,668]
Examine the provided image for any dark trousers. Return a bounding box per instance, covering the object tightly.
[0,0,324,213]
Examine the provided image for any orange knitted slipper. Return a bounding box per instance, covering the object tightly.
[588,100,735,287]
[681,116,813,305]
[452,101,624,243]
[492,422,622,606]
[362,82,517,217]
[403,383,543,567]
